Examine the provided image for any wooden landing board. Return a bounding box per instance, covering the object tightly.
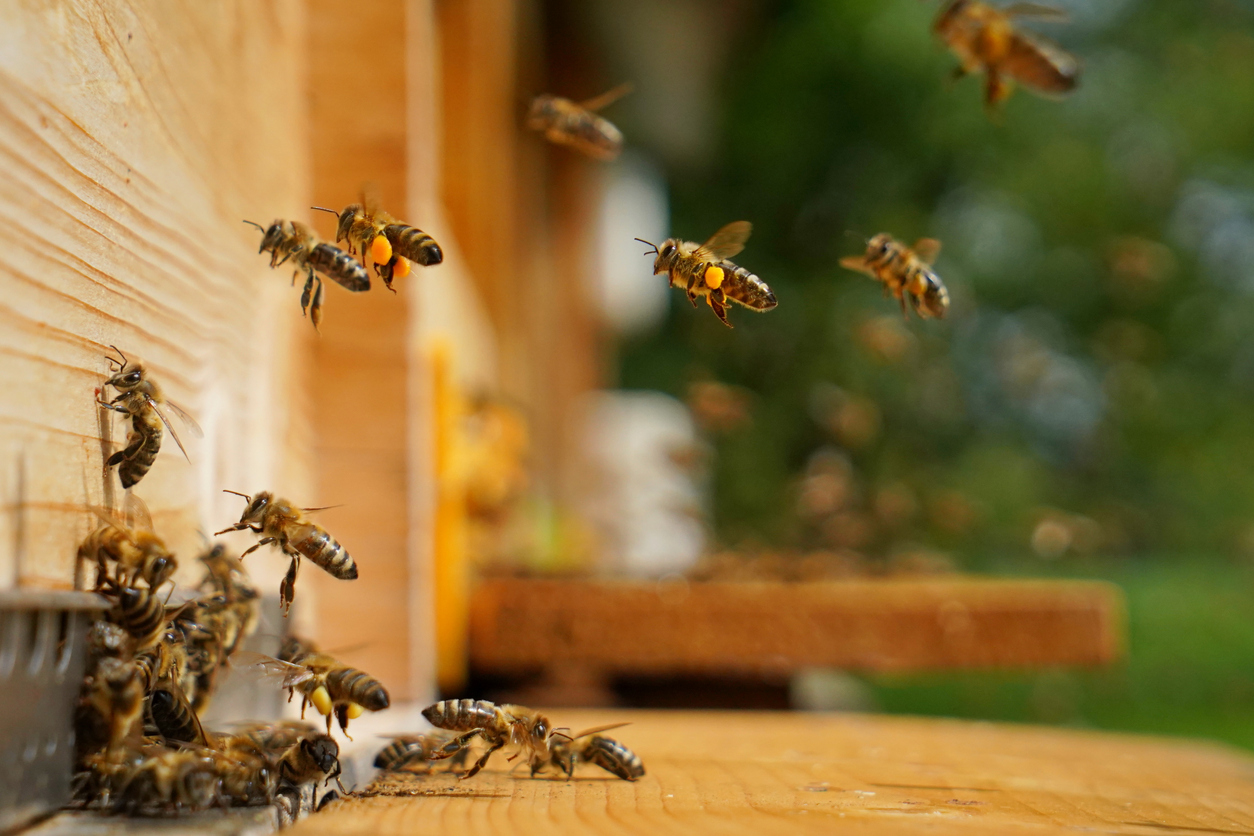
[295,709,1254,836]
[469,577,1125,675]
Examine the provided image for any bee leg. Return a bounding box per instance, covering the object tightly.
[379,258,397,293]
[279,558,299,615]
[684,274,699,308]
[311,278,325,332]
[334,704,352,739]
[707,290,732,328]
[460,737,505,780]
[239,537,279,560]
[299,270,315,317]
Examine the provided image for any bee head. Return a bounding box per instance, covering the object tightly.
[525,95,558,130]
[302,735,340,776]
[103,346,148,393]
[865,233,893,259]
[529,716,551,746]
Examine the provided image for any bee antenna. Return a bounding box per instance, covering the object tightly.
[222,489,251,500]
[633,237,658,255]
[105,344,128,371]
[551,730,573,741]
[242,219,266,232]
[311,206,340,217]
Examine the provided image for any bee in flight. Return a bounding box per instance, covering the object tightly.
[637,221,778,327]
[244,218,370,330]
[840,234,950,320]
[313,193,443,292]
[214,490,357,615]
[97,346,200,489]
[934,0,1080,110]
[526,83,631,161]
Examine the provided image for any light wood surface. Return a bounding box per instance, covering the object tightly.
[0,0,313,593]
[470,577,1125,675]
[296,708,1254,835]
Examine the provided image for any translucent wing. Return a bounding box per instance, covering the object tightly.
[695,221,753,262]
[912,238,942,265]
[360,182,396,222]
[839,255,873,275]
[89,494,154,531]
[579,82,633,112]
[229,651,317,689]
[146,396,191,463]
[569,722,631,741]
[1003,3,1069,21]
[1003,29,1080,95]
[164,400,203,438]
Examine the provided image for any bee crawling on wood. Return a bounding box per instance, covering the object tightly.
[244,218,371,330]
[97,345,201,489]
[420,699,571,780]
[934,0,1080,110]
[840,233,950,320]
[313,191,443,292]
[214,489,358,615]
[373,730,469,773]
[637,221,778,327]
[540,727,645,781]
[526,82,632,161]
[79,495,177,594]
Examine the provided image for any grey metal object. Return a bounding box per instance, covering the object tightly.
[0,591,105,832]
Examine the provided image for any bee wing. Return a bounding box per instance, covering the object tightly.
[694,221,753,262]
[578,82,633,112]
[229,652,317,688]
[912,238,942,265]
[569,722,632,741]
[145,396,192,463]
[1003,2,1069,21]
[839,255,873,275]
[1003,29,1080,95]
[163,400,203,438]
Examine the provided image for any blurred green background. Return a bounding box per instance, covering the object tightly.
[604,0,1254,748]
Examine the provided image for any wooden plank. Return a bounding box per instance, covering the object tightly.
[469,578,1125,675]
[0,0,312,594]
[296,709,1254,835]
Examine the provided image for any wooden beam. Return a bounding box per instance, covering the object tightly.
[299,708,1254,836]
[469,578,1125,675]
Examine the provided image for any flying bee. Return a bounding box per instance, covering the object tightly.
[244,218,371,331]
[97,346,201,490]
[541,727,644,781]
[840,234,950,320]
[373,730,468,773]
[312,194,443,292]
[637,221,778,327]
[230,639,390,737]
[421,699,570,780]
[526,83,631,161]
[214,490,357,615]
[933,0,1080,110]
[79,496,178,592]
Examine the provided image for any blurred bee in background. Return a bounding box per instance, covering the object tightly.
[77,649,146,761]
[97,346,200,489]
[244,218,371,330]
[526,83,631,161]
[313,192,443,292]
[933,0,1080,110]
[215,490,357,615]
[421,699,569,780]
[373,730,468,774]
[231,635,390,737]
[840,234,950,320]
[541,727,644,781]
[637,221,778,327]
[72,746,221,816]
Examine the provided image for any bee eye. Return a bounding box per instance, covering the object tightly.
[124,372,141,383]
[661,244,675,257]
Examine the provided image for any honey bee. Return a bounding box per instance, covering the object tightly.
[214,490,358,615]
[97,346,201,490]
[373,730,467,773]
[933,0,1080,109]
[206,746,277,809]
[244,218,371,330]
[99,576,185,650]
[421,699,569,780]
[274,733,345,819]
[313,195,443,292]
[230,637,390,737]
[79,496,178,592]
[637,222,778,327]
[228,720,323,755]
[77,655,145,760]
[840,234,950,319]
[73,747,221,815]
[525,83,631,161]
[542,729,644,781]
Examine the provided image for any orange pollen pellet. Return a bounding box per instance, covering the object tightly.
[704,265,725,290]
[392,256,411,279]
[371,234,393,265]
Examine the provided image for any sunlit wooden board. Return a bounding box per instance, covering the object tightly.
[296,708,1254,836]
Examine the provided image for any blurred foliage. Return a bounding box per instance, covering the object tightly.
[618,0,1254,563]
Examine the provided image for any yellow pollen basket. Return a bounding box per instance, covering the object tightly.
[371,234,393,265]
[704,265,725,290]
[309,685,333,716]
[346,702,365,719]
[392,256,411,279]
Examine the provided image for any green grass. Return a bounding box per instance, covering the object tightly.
[864,558,1254,750]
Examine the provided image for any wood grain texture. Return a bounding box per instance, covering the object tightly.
[470,578,1125,675]
[295,709,1254,836]
[0,0,313,593]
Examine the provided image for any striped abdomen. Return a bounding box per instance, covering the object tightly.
[105,584,167,648]
[586,736,644,780]
[549,110,623,161]
[422,699,500,732]
[307,243,370,292]
[148,688,203,745]
[384,224,443,266]
[108,410,162,489]
[326,666,390,711]
[719,260,777,311]
[289,523,357,580]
